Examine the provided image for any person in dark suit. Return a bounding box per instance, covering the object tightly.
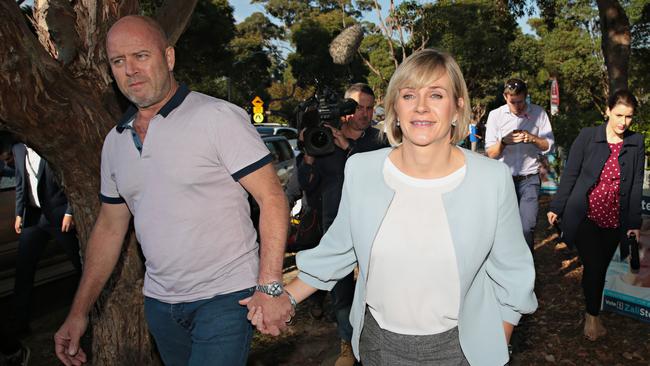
[548,90,644,341]
[11,143,82,335]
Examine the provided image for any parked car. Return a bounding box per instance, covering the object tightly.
[249,134,296,231]
[255,124,299,155]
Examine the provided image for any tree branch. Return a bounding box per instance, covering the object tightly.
[373,0,399,68]
[357,51,388,85]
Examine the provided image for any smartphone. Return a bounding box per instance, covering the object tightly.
[513,129,523,134]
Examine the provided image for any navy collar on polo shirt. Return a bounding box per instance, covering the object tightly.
[116,83,191,133]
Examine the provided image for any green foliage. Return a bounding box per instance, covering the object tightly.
[174,0,236,99]
[519,0,608,149]
[358,31,397,101]
[628,0,650,152]
[413,0,519,118]
[228,12,284,107]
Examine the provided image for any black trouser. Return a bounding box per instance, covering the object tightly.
[13,208,82,332]
[574,219,620,316]
[0,325,22,356]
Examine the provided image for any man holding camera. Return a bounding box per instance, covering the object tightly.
[298,83,387,366]
[485,78,554,251]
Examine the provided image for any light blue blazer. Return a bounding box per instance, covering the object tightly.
[297,147,537,366]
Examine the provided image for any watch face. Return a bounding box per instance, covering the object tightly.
[269,281,283,296]
[257,281,284,297]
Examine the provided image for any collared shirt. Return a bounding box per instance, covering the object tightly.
[25,147,41,208]
[100,85,272,303]
[485,103,554,176]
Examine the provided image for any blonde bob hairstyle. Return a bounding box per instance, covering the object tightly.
[383,48,471,146]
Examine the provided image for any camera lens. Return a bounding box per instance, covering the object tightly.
[310,129,329,148]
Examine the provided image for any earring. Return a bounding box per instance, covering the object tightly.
[451,120,457,127]
[396,119,400,127]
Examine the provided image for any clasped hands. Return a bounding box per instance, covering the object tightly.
[502,130,535,145]
[239,291,295,336]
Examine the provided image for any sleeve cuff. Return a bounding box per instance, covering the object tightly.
[231,154,273,181]
[297,271,338,291]
[99,193,125,204]
[499,306,523,326]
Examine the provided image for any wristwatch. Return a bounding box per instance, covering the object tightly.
[255,280,285,297]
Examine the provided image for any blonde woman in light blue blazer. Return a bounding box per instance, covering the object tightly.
[244,49,537,366]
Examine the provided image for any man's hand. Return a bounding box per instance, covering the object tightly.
[502,131,525,145]
[54,314,88,366]
[239,291,294,336]
[521,131,538,144]
[62,215,74,232]
[547,211,558,226]
[14,216,22,234]
[324,124,350,151]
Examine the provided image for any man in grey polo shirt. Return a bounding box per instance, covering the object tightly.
[485,78,554,251]
[54,15,292,366]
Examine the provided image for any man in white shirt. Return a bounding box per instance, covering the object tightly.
[485,79,554,250]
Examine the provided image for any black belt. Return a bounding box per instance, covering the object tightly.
[512,173,538,182]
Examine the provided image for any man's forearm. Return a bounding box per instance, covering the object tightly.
[257,192,289,283]
[68,218,127,318]
[531,136,549,152]
[486,142,504,159]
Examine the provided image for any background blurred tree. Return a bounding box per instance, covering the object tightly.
[172,0,236,100]
[0,0,197,364]
[254,0,372,125]
[524,0,607,149]
[627,0,650,150]
[411,0,519,124]
[228,12,284,108]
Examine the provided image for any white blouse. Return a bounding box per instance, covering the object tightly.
[366,157,465,335]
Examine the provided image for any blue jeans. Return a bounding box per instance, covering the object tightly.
[331,271,355,342]
[144,288,254,366]
[513,175,540,250]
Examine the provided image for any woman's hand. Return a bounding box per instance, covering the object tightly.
[627,229,640,240]
[503,321,514,344]
[547,211,558,226]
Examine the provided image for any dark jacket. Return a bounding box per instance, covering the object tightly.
[13,144,72,227]
[550,124,644,252]
[298,127,389,231]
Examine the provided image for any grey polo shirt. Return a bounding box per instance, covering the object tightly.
[100,85,272,303]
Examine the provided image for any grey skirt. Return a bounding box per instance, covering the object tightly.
[359,310,469,366]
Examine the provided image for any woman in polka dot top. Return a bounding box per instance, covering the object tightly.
[547,90,645,341]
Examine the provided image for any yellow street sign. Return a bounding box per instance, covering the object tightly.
[252,96,264,106]
[253,114,264,123]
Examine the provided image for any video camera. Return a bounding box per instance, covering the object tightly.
[295,86,358,156]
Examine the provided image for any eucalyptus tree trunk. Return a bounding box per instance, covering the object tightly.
[0,0,196,363]
[595,0,631,94]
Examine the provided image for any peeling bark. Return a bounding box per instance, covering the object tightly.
[0,0,196,363]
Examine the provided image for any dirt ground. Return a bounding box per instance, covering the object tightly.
[17,196,650,365]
